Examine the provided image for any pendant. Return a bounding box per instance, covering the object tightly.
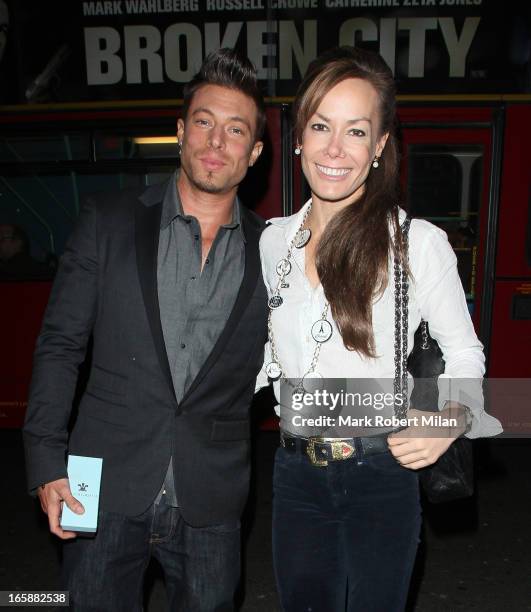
[292,372,323,399]
[311,319,333,343]
[280,282,290,289]
[265,361,282,380]
[268,294,283,309]
[276,258,292,277]
[294,228,311,249]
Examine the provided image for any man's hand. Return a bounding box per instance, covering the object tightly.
[387,406,467,470]
[37,478,85,540]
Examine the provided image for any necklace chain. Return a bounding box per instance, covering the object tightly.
[267,203,331,389]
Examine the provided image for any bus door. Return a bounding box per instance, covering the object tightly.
[489,104,531,379]
[484,103,531,435]
[399,107,495,345]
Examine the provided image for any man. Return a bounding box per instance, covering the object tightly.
[23,48,268,611]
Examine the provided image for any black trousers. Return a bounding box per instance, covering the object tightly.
[272,446,421,612]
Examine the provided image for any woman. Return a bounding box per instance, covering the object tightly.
[257,47,502,611]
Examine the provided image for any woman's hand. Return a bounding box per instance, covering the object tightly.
[386,405,468,470]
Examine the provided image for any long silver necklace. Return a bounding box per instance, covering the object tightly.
[265,203,333,392]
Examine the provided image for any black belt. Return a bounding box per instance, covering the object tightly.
[280,431,389,467]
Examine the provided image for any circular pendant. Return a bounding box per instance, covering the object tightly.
[268,294,284,309]
[265,361,282,380]
[292,371,324,398]
[294,228,311,249]
[276,258,292,277]
[311,319,333,343]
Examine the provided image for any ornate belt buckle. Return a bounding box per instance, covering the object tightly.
[306,437,328,467]
[331,440,355,461]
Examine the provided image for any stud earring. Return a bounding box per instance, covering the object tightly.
[294,146,301,155]
[372,156,379,168]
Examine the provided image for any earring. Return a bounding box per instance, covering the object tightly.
[294,146,301,155]
[178,141,182,155]
[372,156,379,168]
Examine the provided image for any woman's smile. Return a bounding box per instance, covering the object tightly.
[314,163,352,179]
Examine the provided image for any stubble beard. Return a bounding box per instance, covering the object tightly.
[182,163,228,195]
[194,173,225,194]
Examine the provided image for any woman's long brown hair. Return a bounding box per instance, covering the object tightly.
[293,47,405,358]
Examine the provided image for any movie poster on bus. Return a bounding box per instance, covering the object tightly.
[1,0,530,104]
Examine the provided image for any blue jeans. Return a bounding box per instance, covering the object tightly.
[62,502,240,612]
[272,445,421,612]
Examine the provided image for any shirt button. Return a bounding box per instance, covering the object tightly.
[180,343,186,349]
[162,489,166,495]
[205,258,210,264]
[190,276,196,280]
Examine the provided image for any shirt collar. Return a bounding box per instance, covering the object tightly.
[161,170,246,243]
[267,199,406,244]
[266,198,312,246]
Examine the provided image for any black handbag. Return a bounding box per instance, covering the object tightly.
[394,216,474,504]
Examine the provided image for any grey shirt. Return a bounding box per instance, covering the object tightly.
[155,172,246,506]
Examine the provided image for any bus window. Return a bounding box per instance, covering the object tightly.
[0,168,174,281]
[406,144,484,307]
[0,134,90,162]
[94,132,179,160]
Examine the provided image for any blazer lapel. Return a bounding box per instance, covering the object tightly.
[135,185,176,401]
[181,208,263,404]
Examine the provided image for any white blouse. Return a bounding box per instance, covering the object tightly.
[256,200,502,439]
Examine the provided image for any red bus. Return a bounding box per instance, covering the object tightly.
[1,0,530,429]
[1,95,530,428]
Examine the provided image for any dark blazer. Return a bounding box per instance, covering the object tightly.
[23,178,269,527]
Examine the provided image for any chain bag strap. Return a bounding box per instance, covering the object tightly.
[393,216,411,419]
[393,214,474,504]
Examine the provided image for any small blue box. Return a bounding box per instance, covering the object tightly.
[60,455,103,533]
